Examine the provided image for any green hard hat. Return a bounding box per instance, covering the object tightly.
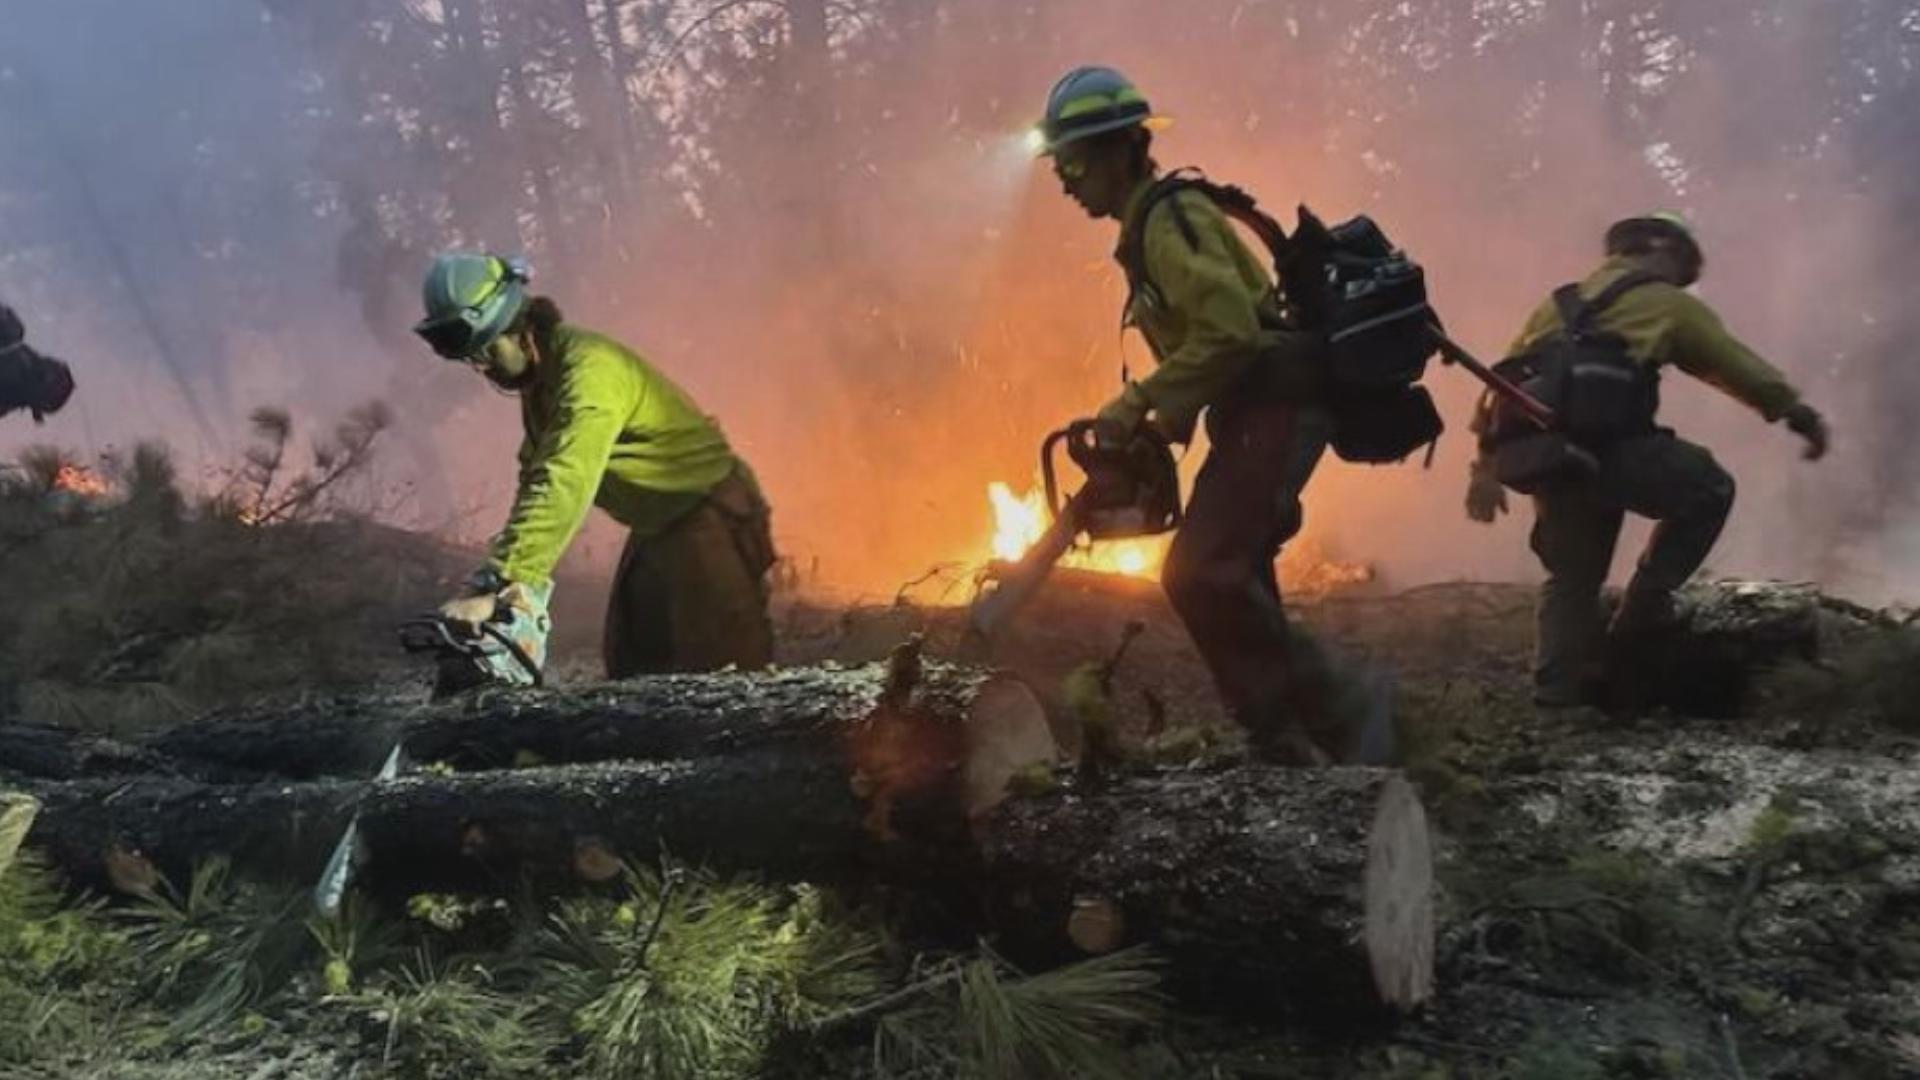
[1036,65,1167,156]
[413,252,530,359]
[1605,211,1699,255]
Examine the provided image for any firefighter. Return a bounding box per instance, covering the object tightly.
[1036,66,1384,765]
[1465,213,1830,709]
[415,253,775,681]
[0,303,74,424]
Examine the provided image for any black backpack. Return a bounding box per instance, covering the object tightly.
[1484,271,1663,449]
[1117,170,1443,464]
[1481,271,1662,493]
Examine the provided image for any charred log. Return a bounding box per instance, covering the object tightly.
[0,722,178,782]
[980,764,1434,1019]
[143,657,1050,792]
[28,755,886,896]
[25,754,1435,1021]
[1656,581,1892,716]
[26,658,1056,892]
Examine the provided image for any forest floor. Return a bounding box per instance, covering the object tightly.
[4,489,1919,1078]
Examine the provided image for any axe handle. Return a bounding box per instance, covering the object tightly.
[1431,329,1557,431]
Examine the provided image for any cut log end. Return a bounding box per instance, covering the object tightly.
[103,842,160,898]
[1364,774,1435,1012]
[572,836,624,883]
[959,675,1057,817]
[1066,895,1126,954]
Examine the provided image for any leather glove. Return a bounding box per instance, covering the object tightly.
[438,593,502,633]
[1465,458,1508,524]
[1782,402,1829,461]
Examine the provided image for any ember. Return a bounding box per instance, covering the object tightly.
[1279,539,1377,600]
[51,463,111,498]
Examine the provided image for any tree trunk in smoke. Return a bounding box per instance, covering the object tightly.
[771,0,842,273]
[505,56,572,271]
[558,0,637,216]
[442,0,521,248]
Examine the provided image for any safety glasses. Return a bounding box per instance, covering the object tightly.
[1052,153,1090,182]
[414,312,485,359]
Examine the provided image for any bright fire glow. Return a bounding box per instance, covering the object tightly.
[983,480,1378,594]
[51,464,111,498]
[986,480,1166,579]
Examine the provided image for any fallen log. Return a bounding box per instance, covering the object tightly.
[1657,581,1891,717]
[981,764,1434,1018]
[26,655,1057,889]
[141,655,1052,796]
[26,756,1433,1019]
[779,567,1231,753]
[0,722,177,782]
[27,755,879,895]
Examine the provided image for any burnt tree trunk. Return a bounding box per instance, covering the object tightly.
[981,765,1434,1018]
[0,723,176,783]
[1660,581,1890,716]
[25,757,1433,1018]
[143,659,1050,790]
[27,754,895,896]
[25,657,1057,892]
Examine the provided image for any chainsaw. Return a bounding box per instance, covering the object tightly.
[966,419,1182,641]
[310,606,544,918]
[398,607,545,700]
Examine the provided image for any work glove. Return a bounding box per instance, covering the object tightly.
[1464,458,1508,524]
[1094,382,1150,447]
[438,592,502,634]
[1782,403,1829,461]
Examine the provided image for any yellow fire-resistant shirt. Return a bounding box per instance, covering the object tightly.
[1114,177,1288,440]
[488,324,741,586]
[1505,255,1802,421]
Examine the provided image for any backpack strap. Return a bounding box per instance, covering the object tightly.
[1553,270,1663,339]
[1118,169,1290,317]
[1118,171,1201,315]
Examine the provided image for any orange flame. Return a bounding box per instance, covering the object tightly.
[983,480,1375,594]
[51,464,111,498]
[985,480,1166,579]
[1279,538,1377,599]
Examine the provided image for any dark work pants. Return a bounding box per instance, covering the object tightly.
[1528,431,1735,702]
[604,470,777,678]
[1162,397,1334,749]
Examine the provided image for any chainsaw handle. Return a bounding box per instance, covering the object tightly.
[1040,426,1072,521]
[1042,419,1123,519]
[477,622,545,689]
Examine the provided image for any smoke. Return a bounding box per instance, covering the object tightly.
[1,1,1915,604]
